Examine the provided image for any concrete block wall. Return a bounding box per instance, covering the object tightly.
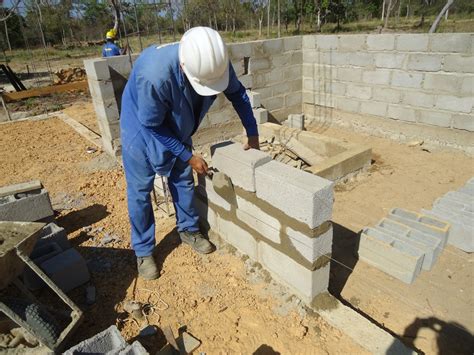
[84,54,138,156]
[195,142,334,304]
[302,33,474,132]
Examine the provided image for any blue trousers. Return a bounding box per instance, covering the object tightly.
[122,140,199,257]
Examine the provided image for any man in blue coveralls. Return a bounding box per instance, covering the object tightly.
[102,29,122,57]
[120,27,260,280]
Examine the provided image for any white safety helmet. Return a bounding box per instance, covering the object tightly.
[179,27,229,96]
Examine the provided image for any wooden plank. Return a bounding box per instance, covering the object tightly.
[285,137,324,166]
[0,180,42,198]
[2,81,89,102]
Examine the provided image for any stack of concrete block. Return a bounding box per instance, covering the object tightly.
[0,180,54,222]
[422,178,474,253]
[359,207,449,284]
[23,222,90,292]
[283,113,305,130]
[195,142,334,304]
[64,325,148,354]
[247,90,268,124]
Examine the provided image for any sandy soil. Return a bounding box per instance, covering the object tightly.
[0,117,364,354]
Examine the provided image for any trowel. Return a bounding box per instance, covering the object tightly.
[206,168,237,205]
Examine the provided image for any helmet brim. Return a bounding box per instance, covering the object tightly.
[182,64,229,96]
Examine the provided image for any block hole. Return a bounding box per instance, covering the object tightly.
[243,57,250,75]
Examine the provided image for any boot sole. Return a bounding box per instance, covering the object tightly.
[138,271,160,281]
[180,237,214,254]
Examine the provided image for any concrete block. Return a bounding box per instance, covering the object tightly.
[361,69,391,85]
[119,341,149,355]
[236,208,280,245]
[418,110,452,128]
[272,81,292,96]
[423,207,473,253]
[258,241,330,303]
[338,34,366,51]
[435,96,473,114]
[359,228,424,284]
[0,188,53,222]
[36,222,70,251]
[396,34,429,52]
[284,36,302,51]
[272,53,291,67]
[430,33,472,53]
[88,78,115,104]
[314,35,338,50]
[263,39,284,55]
[249,58,271,73]
[434,194,473,216]
[443,55,474,73]
[253,108,268,124]
[262,96,284,111]
[286,225,333,263]
[218,216,258,260]
[64,325,127,354]
[194,192,218,231]
[211,142,271,192]
[284,65,303,80]
[247,90,261,108]
[229,42,252,59]
[387,208,449,247]
[40,248,90,292]
[452,114,474,131]
[391,71,423,89]
[387,105,417,123]
[24,242,63,290]
[402,92,435,109]
[375,219,442,271]
[372,87,401,104]
[239,74,253,89]
[0,180,42,198]
[290,51,303,66]
[346,84,371,100]
[325,82,346,96]
[302,35,316,49]
[375,53,406,69]
[406,54,442,72]
[366,34,395,51]
[423,73,462,93]
[461,77,473,96]
[337,67,362,82]
[255,160,333,229]
[286,114,305,130]
[92,97,120,124]
[335,97,360,113]
[360,101,387,117]
[104,54,138,78]
[84,58,110,81]
[285,92,303,107]
[196,176,232,212]
[344,52,374,67]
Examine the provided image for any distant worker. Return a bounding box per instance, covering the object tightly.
[120,27,259,280]
[102,29,123,57]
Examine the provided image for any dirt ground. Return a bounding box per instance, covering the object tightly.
[0,103,473,354]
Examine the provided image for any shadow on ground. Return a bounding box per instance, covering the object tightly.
[56,204,109,234]
[253,344,281,354]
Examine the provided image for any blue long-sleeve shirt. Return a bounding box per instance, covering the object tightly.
[102,42,121,57]
[120,43,258,175]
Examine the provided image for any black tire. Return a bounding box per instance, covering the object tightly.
[1,298,60,346]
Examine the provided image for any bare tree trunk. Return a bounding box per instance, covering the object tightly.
[397,0,402,22]
[258,17,263,36]
[110,0,120,33]
[169,0,176,41]
[429,0,454,33]
[277,0,281,37]
[445,8,449,20]
[267,0,271,36]
[406,0,410,18]
[381,0,386,21]
[4,20,11,51]
[383,0,395,29]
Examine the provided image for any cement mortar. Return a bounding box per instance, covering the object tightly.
[310,292,339,311]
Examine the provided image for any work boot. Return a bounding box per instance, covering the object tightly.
[179,231,214,254]
[137,256,159,280]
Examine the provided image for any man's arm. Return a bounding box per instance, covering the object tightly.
[223,64,259,150]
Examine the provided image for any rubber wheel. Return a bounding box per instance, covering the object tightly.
[1,298,60,346]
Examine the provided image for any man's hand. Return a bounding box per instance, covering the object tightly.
[244,136,260,150]
[188,155,208,174]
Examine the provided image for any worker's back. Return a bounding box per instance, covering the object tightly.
[102,41,121,57]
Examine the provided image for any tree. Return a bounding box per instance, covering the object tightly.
[429,0,454,32]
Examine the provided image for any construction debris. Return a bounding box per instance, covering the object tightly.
[259,137,311,171]
[53,67,86,85]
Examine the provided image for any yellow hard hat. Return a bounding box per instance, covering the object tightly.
[106,29,116,39]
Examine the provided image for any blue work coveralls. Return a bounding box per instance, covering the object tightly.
[102,41,121,57]
[120,43,258,257]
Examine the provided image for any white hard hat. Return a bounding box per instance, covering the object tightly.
[179,27,229,96]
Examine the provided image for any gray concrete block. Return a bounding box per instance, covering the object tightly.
[253,108,268,124]
[258,241,330,303]
[435,96,473,113]
[247,90,261,108]
[229,42,252,59]
[335,97,360,113]
[195,176,232,212]
[211,142,272,192]
[88,78,115,104]
[387,105,417,122]
[64,325,127,354]
[284,36,302,51]
[423,206,473,253]
[0,180,42,198]
[423,73,462,93]
[302,35,316,49]
[406,54,442,72]
[396,34,429,51]
[461,77,473,96]
[387,208,449,247]
[366,34,395,51]
[194,192,218,231]
[263,39,283,55]
[286,225,333,263]
[249,58,271,73]
[359,228,424,284]
[119,341,149,355]
[361,69,391,85]
[434,194,473,217]
[339,34,366,51]
[391,71,423,88]
[372,87,401,104]
[104,54,139,78]
[285,92,303,107]
[218,215,258,260]
[360,101,387,117]
[239,74,253,89]
[375,219,442,271]
[24,242,63,290]
[430,33,472,53]
[286,113,305,130]
[337,67,362,82]
[402,92,435,109]
[375,53,406,69]
[255,160,333,229]
[418,110,452,128]
[84,58,110,81]
[92,97,120,124]
[0,188,53,222]
[314,35,338,50]
[40,248,90,292]
[443,55,474,73]
[346,84,371,100]
[36,222,70,251]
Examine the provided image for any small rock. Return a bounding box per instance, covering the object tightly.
[408,140,424,147]
[139,325,158,337]
[86,147,97,154]
[101,233,116,245]
[86,285,96,305]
